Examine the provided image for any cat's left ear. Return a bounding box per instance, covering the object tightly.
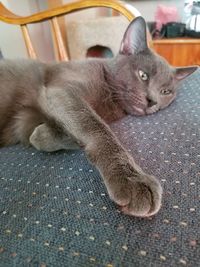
[119,16,148,55]
[174,66,198,81]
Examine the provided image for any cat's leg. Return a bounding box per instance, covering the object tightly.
[29,123,80,152]
[40,86,162,217]
[0,108,45,147]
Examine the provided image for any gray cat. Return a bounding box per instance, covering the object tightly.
[0,17,197,217]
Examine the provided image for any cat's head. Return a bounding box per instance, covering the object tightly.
[115,16,198,116]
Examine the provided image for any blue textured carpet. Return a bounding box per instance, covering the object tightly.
[0,69,199,267]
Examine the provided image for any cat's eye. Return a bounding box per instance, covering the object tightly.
[160,89,172,95]
[138,70,148,81]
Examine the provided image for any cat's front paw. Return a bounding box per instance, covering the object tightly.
[107,173,162,217]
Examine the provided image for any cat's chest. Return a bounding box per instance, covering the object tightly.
[92,98,126,123]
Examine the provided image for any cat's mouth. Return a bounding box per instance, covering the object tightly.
[124,105,147,116]
[123,96,161,116]
[125,105,160,116]
[131,106,146,116]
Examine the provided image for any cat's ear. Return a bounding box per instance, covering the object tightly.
[174,66,198,81]
[119,16,148,55]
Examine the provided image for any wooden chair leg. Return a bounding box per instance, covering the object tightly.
[21,25,37,59]
[50,17,69,61]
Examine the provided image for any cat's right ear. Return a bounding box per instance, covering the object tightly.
[174,66,198,81]
[119,16,148,55]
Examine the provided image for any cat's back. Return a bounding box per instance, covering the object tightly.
[47,58,108,85]
[0,59,48,119]
[0,59,46,89]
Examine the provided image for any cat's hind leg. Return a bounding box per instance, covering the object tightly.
[0,108,44,147]
[29,123,80,152]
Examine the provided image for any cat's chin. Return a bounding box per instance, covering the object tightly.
[127,107,146,116]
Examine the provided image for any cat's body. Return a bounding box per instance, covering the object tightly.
[0,51,179,146]
[0,57,127,146]
[0,17,197,217]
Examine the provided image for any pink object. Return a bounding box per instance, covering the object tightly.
[155,5,179,31]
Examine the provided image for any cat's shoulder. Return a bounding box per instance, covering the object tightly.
[50,58,111,76]
[0,58,45,70]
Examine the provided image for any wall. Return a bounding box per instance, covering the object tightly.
[128,0,184,21]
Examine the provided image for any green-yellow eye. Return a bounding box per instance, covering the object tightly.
[138,70,148,81]
[161,89,172,95]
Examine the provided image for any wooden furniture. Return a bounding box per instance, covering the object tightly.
[153,38,200,66]
[0,0,141,61]
[47,0,69,60]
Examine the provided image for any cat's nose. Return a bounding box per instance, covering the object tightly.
[146,97,157,108]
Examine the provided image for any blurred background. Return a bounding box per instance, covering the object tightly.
[0,0,199,66]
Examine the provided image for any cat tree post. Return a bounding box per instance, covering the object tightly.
[67,16,131,59]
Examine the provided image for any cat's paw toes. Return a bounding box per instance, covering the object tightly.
[29,124,44,150]
[29,124,53,151]
[110,175,162,217]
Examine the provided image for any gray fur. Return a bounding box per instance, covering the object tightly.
[0,17,197,217]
